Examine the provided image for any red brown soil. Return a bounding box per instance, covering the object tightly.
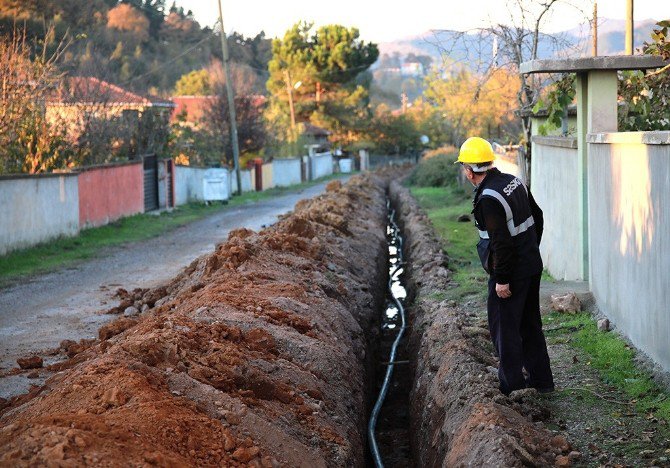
[15,356,43,370]
[390,180,573,467]
[0,174,390,467]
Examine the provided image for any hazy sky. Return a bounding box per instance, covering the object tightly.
[178,0,662,42]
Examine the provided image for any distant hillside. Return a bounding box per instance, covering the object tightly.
[370,17,662,110]
[0,0,271,96]
[376,17,661,69]
[566,18,658,55]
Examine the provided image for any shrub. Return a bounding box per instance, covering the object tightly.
[408,149,459,187]
[422,145,458,159]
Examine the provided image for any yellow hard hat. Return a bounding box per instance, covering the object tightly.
[456,137,495,164]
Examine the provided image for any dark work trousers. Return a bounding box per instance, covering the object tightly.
[487,273,554,395]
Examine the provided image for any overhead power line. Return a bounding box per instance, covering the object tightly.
[119,34,213,86]
[119,20,270,87]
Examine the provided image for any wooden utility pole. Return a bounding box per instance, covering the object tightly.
[592,2,598,56]
[625,0,634,55]
[216,0,241,196]
[284,69,296,131]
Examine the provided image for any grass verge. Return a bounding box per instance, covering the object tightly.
[409,184,488,302]
[0,172,354,286]
[544,311,670,422]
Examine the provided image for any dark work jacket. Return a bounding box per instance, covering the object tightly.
[472,168,543,284]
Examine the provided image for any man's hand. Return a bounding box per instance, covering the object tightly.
[496,283,512,299]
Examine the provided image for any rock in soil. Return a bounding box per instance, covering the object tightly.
[16,355,43,369]
[59,339,95,358]
[98,317,138,340]
[509,387,538,402]
[597,318,610,331]
[551,292,581,313]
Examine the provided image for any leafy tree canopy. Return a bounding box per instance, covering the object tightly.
[423,67,520,145]
[107,3,150,41]
[266,22,379,148]
[0,0,271,96]
[173,68,212,96]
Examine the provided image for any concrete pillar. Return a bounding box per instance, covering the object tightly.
[359,149,369,171]
[575,73,589,281]
[586,70,618,133]
[302,155,312,181]
[576,69,618,282]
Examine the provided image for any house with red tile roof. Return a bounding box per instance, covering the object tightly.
[46,77,175,155]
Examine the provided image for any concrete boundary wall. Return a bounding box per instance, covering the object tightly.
[0,173,79,255]
[311,152,333,179]
[261,162,274,190]
[531,136,582,280]
[230,169,253,194]
[272,158,302,187]
[174,165,208,205]
[369,154,415,168]
[78,162,144,228]
[587,131,670,371]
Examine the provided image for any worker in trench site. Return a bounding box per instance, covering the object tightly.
[457,136,554,395]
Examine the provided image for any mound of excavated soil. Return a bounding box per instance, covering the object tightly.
[389,181,572,467]
[0,174,390,467]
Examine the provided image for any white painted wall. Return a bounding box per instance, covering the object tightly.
[229,169,253,193]
[272,158,302,187]
[530,137,583,281]
[369,154,415,168]
[311,152,333,179]
[587,131,670,371]
[261,163,274,190]
[0,174,79,255]
[174,165,208,205]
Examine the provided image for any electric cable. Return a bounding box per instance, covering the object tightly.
[368,203,407,468]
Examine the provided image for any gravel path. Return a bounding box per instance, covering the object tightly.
[0,180,342,398]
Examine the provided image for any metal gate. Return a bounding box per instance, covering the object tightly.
[143,154,158,212]
[166,159,174,208]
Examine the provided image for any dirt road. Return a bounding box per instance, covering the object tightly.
[0,180,343,398]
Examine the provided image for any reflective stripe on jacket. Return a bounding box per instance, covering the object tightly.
[472,168,543,281]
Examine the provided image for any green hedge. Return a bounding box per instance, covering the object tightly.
[408,150,459,187]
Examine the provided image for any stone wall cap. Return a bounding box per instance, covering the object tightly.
[273,157,302,162]
[520,55,669,74]
[588,131,670,145]
[75,160,142,172]
[0,171,79,181]
[532,136,578,149]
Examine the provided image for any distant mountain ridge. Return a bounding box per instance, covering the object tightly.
[376,18,660,68]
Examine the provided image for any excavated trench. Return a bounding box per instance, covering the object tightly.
[0,174,392,467]
[0,173,575,467]
[366,201,414,467]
